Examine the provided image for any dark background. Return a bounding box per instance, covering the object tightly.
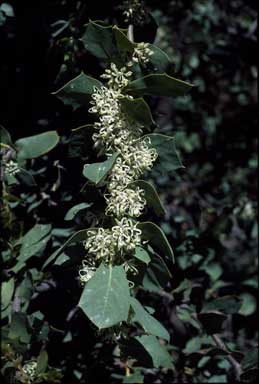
[1,0,258,383]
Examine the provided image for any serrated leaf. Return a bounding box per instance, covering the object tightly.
[134,246,151,264]
[81,21,117,60]
[120,97,155,129]
[135,335,173,369]
[53,72,102,109]
[83,152,119,185]
[42,228,92,270]
[64,202,92,221]
[138,222,174,262]
[15,131,59,160]
[0,125,14,146]
[125,73,193,97]
[113,26,134,55]
[148,44,174,74]
[128,180,165,216]
[131,298,170,341]
[143,133,184,174]
[78,264,131,329]
[203,295,242,314]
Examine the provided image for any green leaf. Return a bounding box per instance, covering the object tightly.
[1,278,15,310]
[35,351,48,375]
[135,335,173,369]
[16,168,36,186]
[128,180,165,216]
[134,246,151,265]
[13,224,52,273]
[15,131,59,160]
[125,73,193,97]
[81,21,117,60]
[123,370,144,383]
[113,26,134,55]
[64,202,93,221]
[0,125,14,147]
[120,97,155,129]
[131,298,170,341]
[148,44,174,74]
[203,295,242,315]
[8,313,31,344]
[53,72,102,109]
[242,348,259,370]
[42,228,91,270]
[143,133,184,174]
[68,124,94,158]
[238,293,257,316]
[78,264,131,329]
[143,253,172,291]
[83,152,119,185]
[138,222,174,262]
[197,311,228,334]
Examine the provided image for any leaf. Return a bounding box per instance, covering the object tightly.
[125,73,193,97]
[8,313,31,344]
[113,26,134,55]
[64,202,93,221]
[143,253,172,291]
[35,351,48,375]
[123,372,144,384]
[138,222,174,262]
[134,246,151,265]
[0,125,13,146]
[16,168,36,186]
[197,311,228,334]
[128,180,165,216]
[13,224,52,273]
[131,298,170,341]
[78,264,131,329]
[68,124,94,158]
[120,97,155,129]
[81,21,117,60]
[203,295,242,314]
[241,348,259,370]
[148,44,174,74]
[53,72,102,109]
[42,228,91,270]
[15,131,59,160]
[143,133,184,174]
[1,278,15,310]
[238,293,257,316]
[135,335,173,369]
[83,152,119,185]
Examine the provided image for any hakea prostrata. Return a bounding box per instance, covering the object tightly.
[79,50,157,283]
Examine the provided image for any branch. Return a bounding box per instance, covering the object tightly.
[127,24,134,43]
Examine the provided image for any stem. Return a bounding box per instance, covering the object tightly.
[127,24,134,43]
[212,334,242,381]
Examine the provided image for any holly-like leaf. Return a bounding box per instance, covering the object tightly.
[81,21,118,60]
[53,72,102,109]
[125,73,193,97]
[131,298,170,341]
[64,202,93,221]
[15,131,59,160]
[113,26,134,55]
[143,133,184,174]
[83,152,119,185]
[135,335,173,369]
[120,97,155,129]
[128,180,165,216]
[148,44,174,74]
[78,264,131,329]
[138,222,174,262]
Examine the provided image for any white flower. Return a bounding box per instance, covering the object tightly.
[22,361,37,382]
[84,228,116,260]
[132,42,153,64]
[112,218,142,252]
[105,187,146,217]
[108,157,135,191]
[4,160,20,176]
[79,259,96,284]
[101,63,132,90]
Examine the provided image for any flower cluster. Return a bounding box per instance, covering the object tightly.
[80,59,157,283]
[4,159,20,177]
[132,42,153,64]
[21,361,37,383]
[122,0,147,25]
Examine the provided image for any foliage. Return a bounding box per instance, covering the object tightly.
[1,1,257,383]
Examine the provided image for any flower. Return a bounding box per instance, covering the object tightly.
[111,218,142,252]
[79,259,96,284]
[84,228,116,261]
[4,159,20,176]
[132,42,153,64]
[101,63,132,90]
[105,187,146,217]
